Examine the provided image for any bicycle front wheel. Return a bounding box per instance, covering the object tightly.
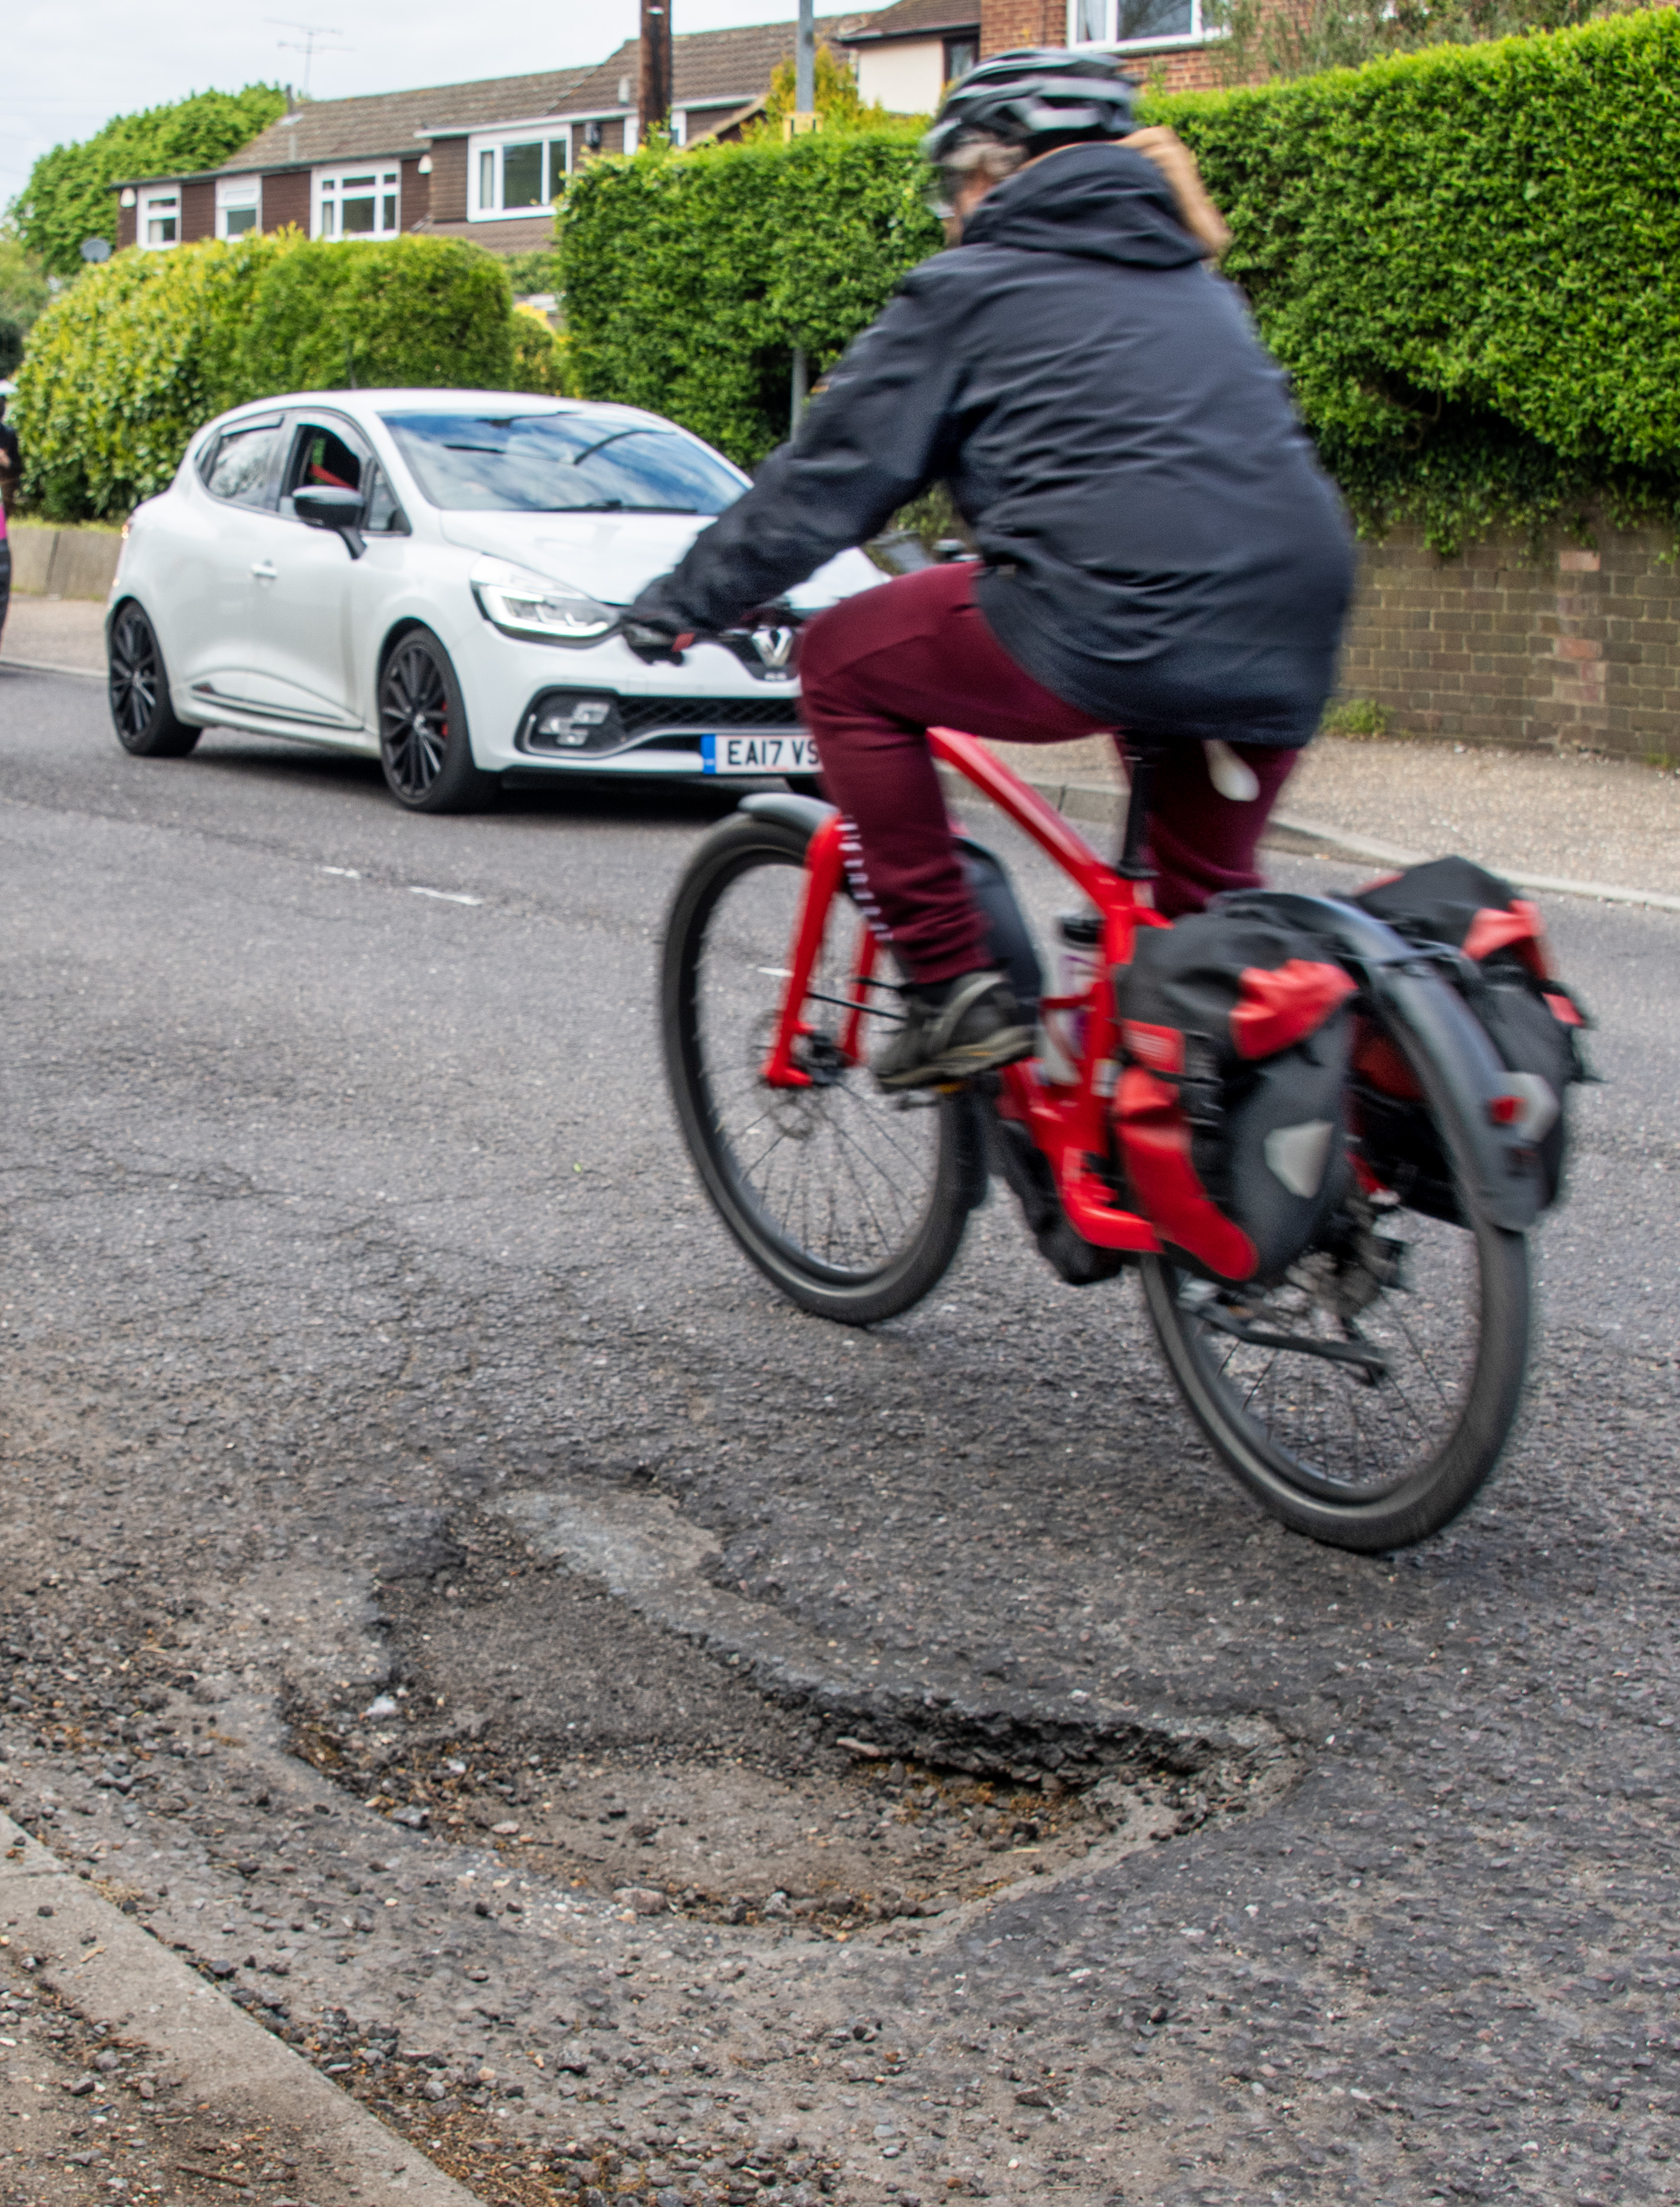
[1140,1007,1531,1553]
[662,812,983,1325]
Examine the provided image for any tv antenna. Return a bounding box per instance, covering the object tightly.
[269,19,352,98]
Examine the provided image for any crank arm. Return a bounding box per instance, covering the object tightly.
[1197,1302,1391,1377]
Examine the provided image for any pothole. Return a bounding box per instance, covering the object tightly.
[288,1516,1294,1930]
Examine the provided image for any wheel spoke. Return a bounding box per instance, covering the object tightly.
[682,846,951,1285]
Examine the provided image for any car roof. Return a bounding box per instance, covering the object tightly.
[211,391,664,429]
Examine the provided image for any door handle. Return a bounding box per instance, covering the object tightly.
[250,560,278,581]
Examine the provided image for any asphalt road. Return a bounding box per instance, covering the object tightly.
[2,663,1678,2207]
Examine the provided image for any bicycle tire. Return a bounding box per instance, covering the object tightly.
[662,811,983,1325]
[1140,996,1531,1553]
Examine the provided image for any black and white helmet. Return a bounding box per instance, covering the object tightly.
[922,47,1142,169]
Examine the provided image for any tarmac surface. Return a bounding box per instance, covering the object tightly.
[1,661,1678,2207]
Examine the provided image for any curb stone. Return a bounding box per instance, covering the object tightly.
[0,654,106,682]
[0,1812,483,2203]
[938,763,1680,915]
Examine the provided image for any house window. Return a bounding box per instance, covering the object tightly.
[313,168,401,240]
[1069,0,1204,45]
[943,35,978,82]
[216,177,261,239]
[468,133,570,219]
[142,191,179,249]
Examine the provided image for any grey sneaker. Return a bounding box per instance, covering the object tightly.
[874,969,1034,1091]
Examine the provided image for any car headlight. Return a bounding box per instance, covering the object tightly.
[470,557,618,645]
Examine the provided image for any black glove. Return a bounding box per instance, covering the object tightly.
[620,618,692,666]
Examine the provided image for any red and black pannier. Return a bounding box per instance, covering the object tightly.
[1350,856,1590,1215]
[1115,904,1358,1285]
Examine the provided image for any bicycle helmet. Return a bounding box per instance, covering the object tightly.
[922,47,1142,170]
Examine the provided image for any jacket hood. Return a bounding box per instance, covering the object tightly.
[958,141,1205,270]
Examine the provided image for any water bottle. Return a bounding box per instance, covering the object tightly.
[1036,909,1104,1086]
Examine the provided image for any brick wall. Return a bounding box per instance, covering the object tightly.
[980,0,1062,52]
[428,139,469,223]
[181,180,216,243]
[1337,518,1680,765]
[400,155,430,230]
[262,169,310,235]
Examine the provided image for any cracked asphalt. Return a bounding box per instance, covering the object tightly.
[2,663,1678,2207]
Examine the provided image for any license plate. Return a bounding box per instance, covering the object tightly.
[700,733,818,776]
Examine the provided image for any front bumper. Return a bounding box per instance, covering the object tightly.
[461,631,811,777]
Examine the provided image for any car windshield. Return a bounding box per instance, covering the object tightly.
[379,409,746,515]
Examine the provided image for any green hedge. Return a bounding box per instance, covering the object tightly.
[559,12,1680,547]
[1160,9,1680,548]
[558,125,938,467]
[12,233,518,521]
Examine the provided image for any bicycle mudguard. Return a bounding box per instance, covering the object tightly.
[739,790,838,839]
[1223,891,1546,1233]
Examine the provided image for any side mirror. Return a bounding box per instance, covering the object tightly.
[293,485,366,560]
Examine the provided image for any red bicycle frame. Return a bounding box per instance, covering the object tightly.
[759,726,1171,1255]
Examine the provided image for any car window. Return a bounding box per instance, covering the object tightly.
[379,409,746,515]
[362,464,408,535]
[287,423,364,497]
[201,418,285,508]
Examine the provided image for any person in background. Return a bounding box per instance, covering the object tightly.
[0,396,18,654]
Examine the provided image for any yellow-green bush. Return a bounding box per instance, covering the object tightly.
[510,310,575,396]
[14,231,515,521]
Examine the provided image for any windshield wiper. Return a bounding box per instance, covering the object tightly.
[568,428,656,465]
[543,503,705,514]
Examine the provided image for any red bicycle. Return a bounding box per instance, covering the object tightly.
[662,727,1536,1552]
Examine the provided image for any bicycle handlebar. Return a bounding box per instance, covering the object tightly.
[620,605,807,664]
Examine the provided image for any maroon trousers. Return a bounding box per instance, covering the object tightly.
[796,562,1301,983]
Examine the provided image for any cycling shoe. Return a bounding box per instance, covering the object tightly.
[874,968,1034,1091]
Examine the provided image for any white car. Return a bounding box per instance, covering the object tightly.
[104,388,887,810]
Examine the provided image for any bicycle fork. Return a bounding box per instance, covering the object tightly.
[760,811,883,1088]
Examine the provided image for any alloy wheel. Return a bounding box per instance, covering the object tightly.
[380,637,451,802]
[109,608,160,743]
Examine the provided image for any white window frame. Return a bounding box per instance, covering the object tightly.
[1067,0,1212,48]
[312,166,402,241]
[216,175,262,240]
[466,124,574,221]
[140,189,180,252]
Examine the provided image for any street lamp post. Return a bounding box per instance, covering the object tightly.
[790,0,815,435]
[796,0,815,114]
[640,0,672,143]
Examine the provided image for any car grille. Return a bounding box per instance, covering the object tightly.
[520,690,805,758]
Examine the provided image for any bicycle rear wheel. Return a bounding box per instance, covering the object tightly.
[662,811,984,1325]
[1141,1004,1530,1553]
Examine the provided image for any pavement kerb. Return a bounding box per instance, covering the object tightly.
[0,653,105,682]
[0,1812,484,2203]
[937,762,1680,915]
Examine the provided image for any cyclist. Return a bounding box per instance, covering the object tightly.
[627,48,1354,1090]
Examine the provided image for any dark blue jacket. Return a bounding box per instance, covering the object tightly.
[631,141,1354,743]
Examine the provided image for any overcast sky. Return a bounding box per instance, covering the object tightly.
[2,0,882,213]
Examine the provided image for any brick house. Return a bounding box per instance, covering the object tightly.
[838,0,1233,110]
[111,15,872,259]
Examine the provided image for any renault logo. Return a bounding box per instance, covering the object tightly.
[752,626,796,673]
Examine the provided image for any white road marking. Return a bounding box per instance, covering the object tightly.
[409,886,483,906]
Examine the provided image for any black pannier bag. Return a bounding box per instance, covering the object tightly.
[1351,856,1590,1216]
[1115,901,1358,1285]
